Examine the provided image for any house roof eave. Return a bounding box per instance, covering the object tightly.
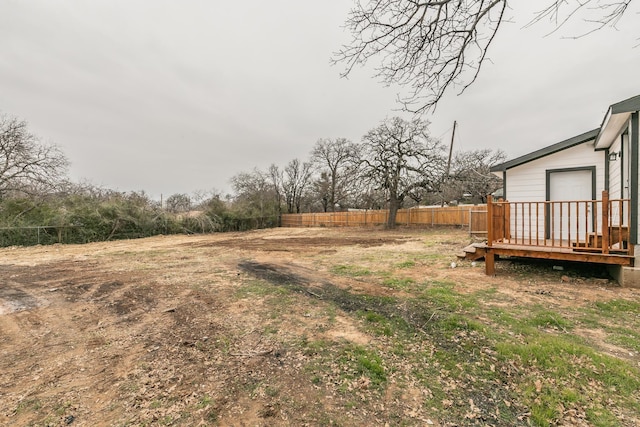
[594,94,640,149]
[490,128,600,173]
[611,94,640,115]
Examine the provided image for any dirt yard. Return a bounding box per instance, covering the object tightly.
[1,227,639,426]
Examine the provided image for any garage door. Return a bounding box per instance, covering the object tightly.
[548,168,594,241]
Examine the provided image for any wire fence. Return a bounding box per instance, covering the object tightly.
[0,226,82,246]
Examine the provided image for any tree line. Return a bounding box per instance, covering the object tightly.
[231,116,504,228]
[0,114,277,246]
[0,112,503,246]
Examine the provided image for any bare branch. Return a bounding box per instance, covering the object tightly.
[335,0,635,112]
[526,0,633,38]
[333,0,508,113]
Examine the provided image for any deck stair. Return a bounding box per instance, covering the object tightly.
[572,226,629,254]
[457,243,487,261]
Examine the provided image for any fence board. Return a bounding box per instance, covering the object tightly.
[281,205,487,234]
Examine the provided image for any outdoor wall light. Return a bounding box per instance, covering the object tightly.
[609,151,621,161]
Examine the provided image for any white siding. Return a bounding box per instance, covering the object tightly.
[506,140,604,202]
[504,140,604,242]
[609,135,623,199]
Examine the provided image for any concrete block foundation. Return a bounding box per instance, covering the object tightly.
[607,265,640,288]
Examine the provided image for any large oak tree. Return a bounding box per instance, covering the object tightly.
[359,117,445,228]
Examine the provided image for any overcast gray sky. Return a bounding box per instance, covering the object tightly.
[1,1,639,199]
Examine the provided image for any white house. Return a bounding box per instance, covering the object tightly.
[486,94,640,286]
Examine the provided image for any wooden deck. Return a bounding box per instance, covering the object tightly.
[484,243,633,275]
[484,191,634,275]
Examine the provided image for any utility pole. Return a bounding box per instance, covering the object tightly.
[446,120,456,178]
[441,120,457,207]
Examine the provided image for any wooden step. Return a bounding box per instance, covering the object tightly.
[457,243,487,261]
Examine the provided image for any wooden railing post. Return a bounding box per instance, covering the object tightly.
[487,195,494,246]
[504,201,511,240]
[485,195,495,275]
[602,190,609,254]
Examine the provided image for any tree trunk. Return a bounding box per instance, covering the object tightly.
[387,195,399,229]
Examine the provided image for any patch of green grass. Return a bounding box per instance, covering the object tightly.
[594,299,640,316]
[338,344,387,387]
[235,279,291,298]
[413,252,450,261]
[525,309,573,331]
[357,310,404,336]
[264,385,279,397]
[607,327,640,353]
[300,337,330,356]
[578,299,640,354]
[419,280,476,311]
[586,407,620,427]
[382,276,415,289]
[331,264,373,277]
[496,334,640,426]
[395,260,416,268]
[196,395,213,409]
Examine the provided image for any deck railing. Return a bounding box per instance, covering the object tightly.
[487,191,631,255]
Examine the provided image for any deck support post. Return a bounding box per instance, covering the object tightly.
[485,250,495,276]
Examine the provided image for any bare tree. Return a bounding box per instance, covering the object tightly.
[311,138,361,211]
[231,169,274,218]
[447,148,506,203]
[0,114,68,198]
[267,164,284,216]
[283,159,313,213]
[360,117,445,227]
[334,0,634,112]
[165,193,191,213]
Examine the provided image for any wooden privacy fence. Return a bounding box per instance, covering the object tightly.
[281,206,488,235]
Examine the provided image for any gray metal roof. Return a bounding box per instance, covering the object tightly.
[490,128,600,172]
[611,94,640,115]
